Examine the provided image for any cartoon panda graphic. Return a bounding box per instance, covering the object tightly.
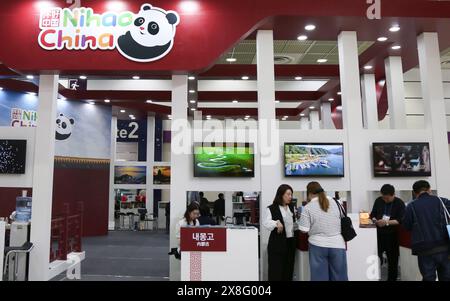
[55,113,75,141]
[117,4,180,62]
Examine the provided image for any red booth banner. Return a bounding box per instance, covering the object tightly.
[180,227,227,252]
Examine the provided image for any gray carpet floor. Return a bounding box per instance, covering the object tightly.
[52,230,170,281]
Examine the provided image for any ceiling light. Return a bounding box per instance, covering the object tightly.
[106,1,126,11]
[206,115,211,118]
[241,76,249,80]
[0,87,3,91]
[275,100,280,103]
[391,45,401,50]
[389,25,400,32]
[28,92,36,96]
[120,110,126,113]
[364,65,373,70]
[189,100,196,103]
[129,115,134,118]
[377,37,388,42]
[337,91,342,95]
[26,75,34,80]
[189,90,196,93]
[146,100,153,103]
[79,75,87,80]
[309,106,315,109]
[232,100,238,103]
[132,75,140,80]
[283,116,289,119]
[328,98,334,101]
[245,115,250,118]
[190,108,196,111]
[336,106,343,111]
[226,58,237,62]
[104,99,110,103]
[295,76,303,80]
[297,35,308,41]
[300,113,305,117]
[188,76,195,80]
[317,59,328,63]
[88,101,95,105]
[305,24,316,31]
[244,117,249,120]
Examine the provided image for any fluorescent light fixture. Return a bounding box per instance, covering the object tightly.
[309,106,315,109]
[328,98,334,101]
[104,99,110,103]
[297,35,308,41]
[146,100,153,103]
[364,65,373,70]
[294,76,303,80]
[241,76,249,80]
[300,113,305,117]
[206,115,211,118]
[232,100,238,103]
[28,92,36,96]
[129,115,134,118]
[120,110,126,113]
[377,37,388,42]
[189,100,196,103]
[189,90,196,93]
[283,116,289,119]
[26,75,34,80]
[132,75,140,80]
[0,87,3,91]
[337,91,342,95]
[88,101,95,105]
[391,45,401,50]
[389,25,400,32]
[188,76,195,80]
[226,58,237,62]
[275,100,280,103]
[190,108,196,111]
[317,58,328,63]
[245,115,250,118]
[305,24,316,31]
[79,75,87,80]
[336,106,343,111]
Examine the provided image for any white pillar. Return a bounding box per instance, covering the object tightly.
[417,32,450,197]
[108,116,117,230]
[169,75,189,280]
[29,74,59,281]
[385,56,407,129]
[320,101,334,129]
[256,30,278,281]
[310,110,320,129]
[360,74,378,129]
[300,116,310,129]
[224,191,233,223]
[146,116,155,215]
[338,31,367,213]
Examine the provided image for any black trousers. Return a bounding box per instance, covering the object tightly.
[378,233,400,281]
[268,237,296,281]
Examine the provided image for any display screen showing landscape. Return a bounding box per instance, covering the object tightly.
[153,166,170,185]
[373,143,431,177]
[284,143,344,177]
[114,166,147,184]
[0,139,27,174]
[194,143,255,177]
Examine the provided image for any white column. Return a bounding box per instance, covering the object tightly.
[224,191,233,223]
[385,56,407,129]
[417,32,450,197]
[146,116,155,215]
[310,110,320,129]
[256,30,278,281]
[108,116,117,230]
[300,116,310,129]
[338,31,367,213]
[29,74,59,281]
[320,101,334,129]
[360,74,378,129]
[169,75,188,280]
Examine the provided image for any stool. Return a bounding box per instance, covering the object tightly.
[144,214,157,230]
[3,242,33,281]
[118,213,126,229]
[126,212,136,230]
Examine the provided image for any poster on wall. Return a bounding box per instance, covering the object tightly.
[372,143,432,177]
[114,166,147,184]
[153,166,170,185]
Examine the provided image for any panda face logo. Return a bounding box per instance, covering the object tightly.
[55,113,75,141]
[117,4,180,62]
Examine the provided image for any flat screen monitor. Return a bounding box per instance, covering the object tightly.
[193,143,255,177]
[372,142,431,177]
[0,139,27,174]
[284,143,344,177]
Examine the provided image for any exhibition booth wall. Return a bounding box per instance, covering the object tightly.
[0,90,112,236]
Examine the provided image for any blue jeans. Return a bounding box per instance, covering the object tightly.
[418,251,450,281]
[309,243,348,281]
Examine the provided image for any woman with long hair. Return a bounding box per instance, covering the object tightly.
[299,181,348,281]
[263,184,297,281]
[175,202,200,248]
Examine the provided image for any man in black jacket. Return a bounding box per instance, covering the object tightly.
[370,184,405,281]
[403,180,450,281]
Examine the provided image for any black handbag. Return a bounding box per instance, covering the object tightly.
[334,199,357,242]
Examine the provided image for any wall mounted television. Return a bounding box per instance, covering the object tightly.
[0,139,27,174]
[193,143,255,177]
[284,143,344,177]
[372,142,431,177]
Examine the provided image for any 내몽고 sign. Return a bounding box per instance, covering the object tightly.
[38,3,180,62]
[180,227,227,252]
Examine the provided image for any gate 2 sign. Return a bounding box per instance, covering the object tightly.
[38,3,180,62]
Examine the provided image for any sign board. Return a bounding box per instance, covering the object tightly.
[180,227,227,252]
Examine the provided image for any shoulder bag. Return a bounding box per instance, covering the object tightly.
[334,199,357,242]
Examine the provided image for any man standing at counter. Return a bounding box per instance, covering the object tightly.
[370,184,405,281]
[403,180,450,281]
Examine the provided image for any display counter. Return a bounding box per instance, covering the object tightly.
[180,226,259,281]
[294,213,379,281]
